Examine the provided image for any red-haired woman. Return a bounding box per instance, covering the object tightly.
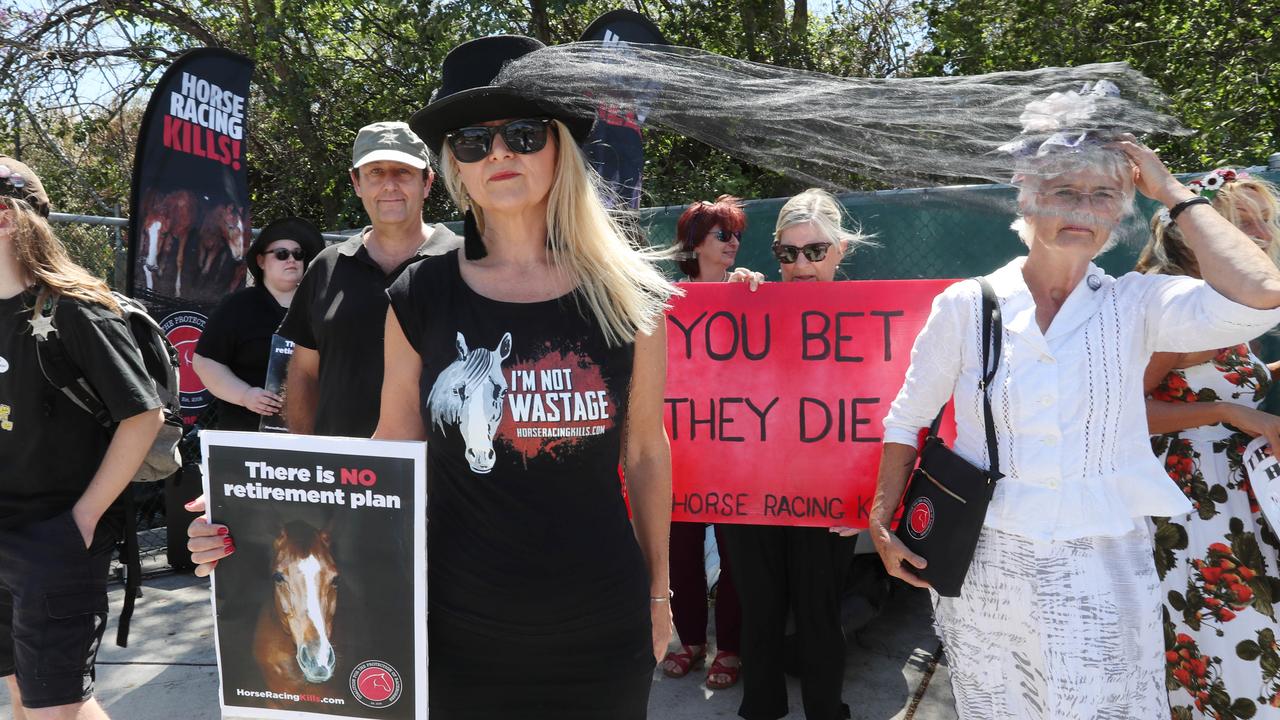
[674,194,747,282]
[660,196,744,688]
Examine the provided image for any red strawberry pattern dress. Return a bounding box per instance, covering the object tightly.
[1150,344,1280,719]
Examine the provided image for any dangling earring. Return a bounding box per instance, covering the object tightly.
[463,196,486,260]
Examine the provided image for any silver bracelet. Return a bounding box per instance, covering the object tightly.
[650,591,673,603]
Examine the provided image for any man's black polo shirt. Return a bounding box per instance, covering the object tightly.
[277,225,458,437]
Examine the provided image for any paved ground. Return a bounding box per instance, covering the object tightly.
[1,572,956,719]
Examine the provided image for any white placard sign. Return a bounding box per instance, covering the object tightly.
[1244,436,1280,533]
[201,431,427,720]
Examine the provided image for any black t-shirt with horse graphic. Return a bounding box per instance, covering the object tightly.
[387,251,649,638]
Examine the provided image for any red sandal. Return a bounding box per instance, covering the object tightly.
[706,651,740,690]
[661,644,707,678]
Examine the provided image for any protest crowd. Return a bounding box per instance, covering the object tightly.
[3,19,1280,720]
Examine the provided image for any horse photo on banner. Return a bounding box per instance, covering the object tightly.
[201,432,426,720]
[665,279,958,527]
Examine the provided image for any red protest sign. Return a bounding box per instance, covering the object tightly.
[665,279,959,528]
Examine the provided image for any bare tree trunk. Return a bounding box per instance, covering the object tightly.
[528,0,551,44]
[741,0,760,61]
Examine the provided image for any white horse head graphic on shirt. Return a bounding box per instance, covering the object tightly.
[427,331,512,474]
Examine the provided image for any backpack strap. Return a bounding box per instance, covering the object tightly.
[116,492,141,648]
[31,294,113,427]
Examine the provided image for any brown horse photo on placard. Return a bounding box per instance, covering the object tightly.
[253,520,340,707]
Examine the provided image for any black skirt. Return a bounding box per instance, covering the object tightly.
[428,604,655,719]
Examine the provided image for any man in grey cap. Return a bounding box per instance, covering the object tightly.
[277,121,459,436]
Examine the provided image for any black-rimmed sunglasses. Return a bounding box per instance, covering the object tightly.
[710,229,742,242]
[445,118,553,164]
[266,248,306,261]
[772,242,831,264]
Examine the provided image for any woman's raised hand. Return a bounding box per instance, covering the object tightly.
[1109,134,1192,207]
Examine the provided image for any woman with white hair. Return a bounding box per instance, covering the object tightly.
[724,188,876,720]
[870,132,1280,719]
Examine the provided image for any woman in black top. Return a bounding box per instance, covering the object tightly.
[184,37,678,719]
[0,156,162,718]
[192,217,323,431]
[382,36,677,718]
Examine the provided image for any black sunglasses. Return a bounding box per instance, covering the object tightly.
[772,242,831,264]
[445,118,553,164]
[710,229,742,242]
[266,248,305,261]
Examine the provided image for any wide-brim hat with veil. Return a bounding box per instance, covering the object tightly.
[408,35,595,158]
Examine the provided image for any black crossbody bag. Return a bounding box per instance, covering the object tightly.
[894,277,1003,597]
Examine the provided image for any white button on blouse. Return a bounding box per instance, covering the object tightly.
[882,257,1280,541]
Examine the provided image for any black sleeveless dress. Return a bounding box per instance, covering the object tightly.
[386,250,655,719]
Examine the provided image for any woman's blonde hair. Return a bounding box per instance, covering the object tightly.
[1136,174,1280,277]
[1,196,120,314]
[439,119,678,346]
[773,188,875,265]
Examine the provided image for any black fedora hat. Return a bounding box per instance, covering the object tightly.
[248,217,325,286]
[409,35,594,157]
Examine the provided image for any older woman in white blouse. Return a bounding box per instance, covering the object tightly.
[869,137,1280,720]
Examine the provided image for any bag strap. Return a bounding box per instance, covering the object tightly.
[975,277,1003,482]
[924,277,1004,482]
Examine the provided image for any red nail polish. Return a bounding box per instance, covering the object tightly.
[223,537,233,547]
[217,527,229,536]
[227,543,236,553]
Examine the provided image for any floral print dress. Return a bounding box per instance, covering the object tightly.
[1150,344,1280,719]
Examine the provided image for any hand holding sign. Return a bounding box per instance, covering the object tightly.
[184,493,234,576]
[1221,403,1280,458]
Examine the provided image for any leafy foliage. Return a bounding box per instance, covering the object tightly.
[913,0,1280,171]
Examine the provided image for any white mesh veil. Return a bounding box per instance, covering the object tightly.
[495,42,1190,190]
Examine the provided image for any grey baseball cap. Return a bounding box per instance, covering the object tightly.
[351,121,430,170]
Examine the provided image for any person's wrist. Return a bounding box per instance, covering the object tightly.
[1158,185,1197,209]
[650,589,673,603]
[870,516,895,542]
[1217,402,1239,426]
[239,386,254,407]
[71,501,99,533]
